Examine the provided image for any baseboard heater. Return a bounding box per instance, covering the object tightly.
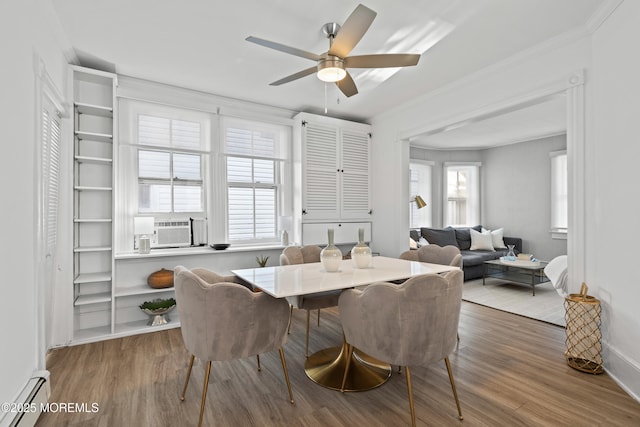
[2,372,50,427]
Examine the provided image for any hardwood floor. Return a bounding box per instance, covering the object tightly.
[37,302,640,426]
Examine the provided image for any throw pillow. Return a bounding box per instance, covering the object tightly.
[452,225,482,250]
[421,227,458,247]
[481,227,507,249]
[409,237,418,249]
[418,237,429,247]
[470,229,495,251]
[490,228,507,249]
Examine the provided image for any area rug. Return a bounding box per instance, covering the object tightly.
[462,277,565,327]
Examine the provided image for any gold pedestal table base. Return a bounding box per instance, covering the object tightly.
[304,342,391,392]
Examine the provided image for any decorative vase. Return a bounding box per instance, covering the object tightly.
[351,227,372,268]
[320,228,342,272]
[147,268,174,289]
[505,244,516,261]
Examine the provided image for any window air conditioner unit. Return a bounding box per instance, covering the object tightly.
[151,220,191,248]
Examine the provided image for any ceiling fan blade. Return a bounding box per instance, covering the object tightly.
[345,53,421,68]
[336,72,358,97]
[269,66,318,86]
[329,4,377,58]
[246,36,321,61]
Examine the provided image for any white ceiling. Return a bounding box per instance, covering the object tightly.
[50,0,603,145]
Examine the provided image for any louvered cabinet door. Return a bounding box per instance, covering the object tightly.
[340,130,371,219]
[302,124,340,220]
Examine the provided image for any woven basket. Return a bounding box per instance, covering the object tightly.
[564,283,603,374]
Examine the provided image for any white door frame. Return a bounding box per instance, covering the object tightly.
[400,70,586,292]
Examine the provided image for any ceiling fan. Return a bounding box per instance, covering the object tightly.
[246,3,421,97]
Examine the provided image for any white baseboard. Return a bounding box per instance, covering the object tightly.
[604,342,640,403]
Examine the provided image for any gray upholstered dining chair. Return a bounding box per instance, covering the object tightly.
[280,245,341,357]
[174,266,294,427]
[190,267,254,290]
[399,244,463,269]
[338,270,464,426]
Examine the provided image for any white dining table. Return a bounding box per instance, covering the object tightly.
[232,256,459,392]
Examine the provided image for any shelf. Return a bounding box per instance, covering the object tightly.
[74,272,112,284]
[73,325,112,344]
[75,130,113,143]
[114,318,180,336]
[115,284,175,298]
[74,185,112,191]
[74,218,112,223]
[74,245,112,253]
[75,102,113,117]
[75,155,112,165]
[74,292,112,306]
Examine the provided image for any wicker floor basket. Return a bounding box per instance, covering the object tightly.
[564,283,603,374]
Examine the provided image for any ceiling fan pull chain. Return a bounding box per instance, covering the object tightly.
[324,82,328,114]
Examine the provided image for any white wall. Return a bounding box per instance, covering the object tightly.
[482,135,567,261]
[589,0,640,400]
[0,0,69,417]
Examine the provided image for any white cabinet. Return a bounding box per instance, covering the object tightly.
[293,113,372,245]
[70,66,117,341]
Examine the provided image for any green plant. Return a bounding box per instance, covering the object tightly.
[256,255,269,267]
[139,298,176,311]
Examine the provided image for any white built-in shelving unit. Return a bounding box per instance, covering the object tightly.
[70,66,117,342]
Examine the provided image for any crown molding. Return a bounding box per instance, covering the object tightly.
[586,0,625,33]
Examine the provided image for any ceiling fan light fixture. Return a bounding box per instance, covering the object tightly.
[317,58,346,82]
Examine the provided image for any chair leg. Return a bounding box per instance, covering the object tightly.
[444,356,464,420]
[287,305,293,334]
[317,308,321,326]
[180,354,195,401]
[340,343,354,392]
[278,348,295,404]
[198,361,212,427]
[256,354,261,371]
[405,366,416,427]
[305,310,311,357]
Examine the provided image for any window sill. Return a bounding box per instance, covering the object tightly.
[115,244,285,260]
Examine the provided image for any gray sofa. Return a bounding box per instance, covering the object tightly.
[410,226,523,281]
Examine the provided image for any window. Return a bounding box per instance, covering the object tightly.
[222,117,288,243]
[137,115,204,213]
[409,161,433,228]
[550,150,568,237]
[117,100,212,253]
[444,163,480,227]
[118,99,291,251]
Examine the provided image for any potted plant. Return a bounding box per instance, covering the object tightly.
[256,255,269,267]
[139,298,176,326]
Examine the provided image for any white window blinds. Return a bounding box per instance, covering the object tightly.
[222,117,287,242]
[444,163,480,227]
[550,151,568,235]
[136,112,207,214]
[409,161,433,228]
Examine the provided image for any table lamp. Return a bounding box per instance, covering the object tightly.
[134,217,154,254]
